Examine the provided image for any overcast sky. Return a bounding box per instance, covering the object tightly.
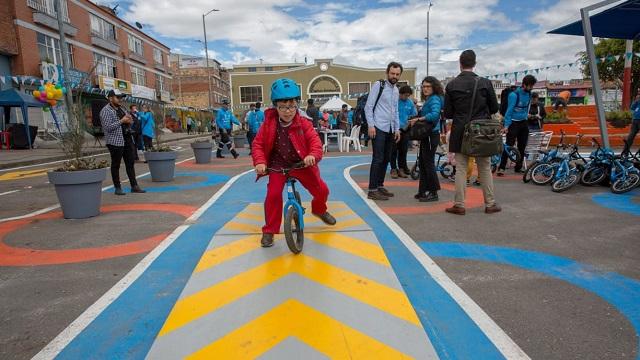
[100,0,613,83]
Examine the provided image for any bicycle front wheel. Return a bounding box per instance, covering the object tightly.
[522,161,538,183]
[611,173,640,194]
[284,206,304,254]
[580,166,607,186]
[551,174,579,192]
[531,163,556,185]
[508,148,521,163]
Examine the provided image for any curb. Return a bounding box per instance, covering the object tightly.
[0,134,210,170]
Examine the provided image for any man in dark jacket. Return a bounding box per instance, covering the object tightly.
[443,50,500,215]
[305,98,321,129]
[528,92,546,131]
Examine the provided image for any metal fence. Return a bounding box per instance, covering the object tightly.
[27,0,70,23]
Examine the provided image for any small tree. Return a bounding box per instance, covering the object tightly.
[578,39,640,99]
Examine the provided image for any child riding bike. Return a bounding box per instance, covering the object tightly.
[252,78,337,247]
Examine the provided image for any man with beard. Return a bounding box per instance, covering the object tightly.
[365,62,402,200]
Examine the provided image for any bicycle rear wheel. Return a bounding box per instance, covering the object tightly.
[522,161,538,183]
[580,166,607,186]
[284,205,304,254]
[611,173,640,194]
[507,148,521,163]
[439,163,455,179]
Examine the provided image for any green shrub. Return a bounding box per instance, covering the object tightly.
[606,111,632,128]
[545,112,572,124]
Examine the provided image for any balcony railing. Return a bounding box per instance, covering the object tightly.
[27,0,70,23]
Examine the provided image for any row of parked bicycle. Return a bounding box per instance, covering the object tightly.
[412,131,640,194]
[520,131,640,193]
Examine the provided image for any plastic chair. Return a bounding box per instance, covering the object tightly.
[342,125,361,152]
[0,131,10,150]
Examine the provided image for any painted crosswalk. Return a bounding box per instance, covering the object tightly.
[146,201,438,359]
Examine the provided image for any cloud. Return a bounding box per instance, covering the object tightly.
[122,0,606,83]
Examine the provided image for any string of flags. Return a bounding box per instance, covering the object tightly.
[484,52,640,80]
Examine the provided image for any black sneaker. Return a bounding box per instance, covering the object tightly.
[114,187,125,195]
[232,151,239,159]
[314,212,337,226]
[419,192,439,202]
[368,190,389,201]
[496,170,505,177]
[131,185,146,193]
[378,187,394,197]
[414,193,426,200]
[261,233,274,247]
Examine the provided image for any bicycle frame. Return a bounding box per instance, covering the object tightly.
[283,177,305,231]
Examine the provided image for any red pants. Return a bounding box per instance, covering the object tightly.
[263,166,329,234]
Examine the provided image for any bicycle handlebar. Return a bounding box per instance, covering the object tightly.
[267,161,307,174]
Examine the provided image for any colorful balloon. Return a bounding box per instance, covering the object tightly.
[46,92,54,100]
[39,86,45,92]
[33,90,40,98]
[55,84,62,90]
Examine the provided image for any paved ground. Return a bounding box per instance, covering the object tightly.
[0,142,638,359]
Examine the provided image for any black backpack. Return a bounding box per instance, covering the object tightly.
[499,87,517,116]
[353,94,368,126]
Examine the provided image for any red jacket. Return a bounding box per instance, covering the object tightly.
[252,108,323,170]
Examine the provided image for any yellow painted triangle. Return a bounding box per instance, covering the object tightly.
[194,234,269,273]
[306,232,390,267]
[0,168,53,181]
[159,254,420,336]
[186,299,413,359]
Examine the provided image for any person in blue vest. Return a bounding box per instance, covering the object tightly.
[216,98,240,159]
[390,85,417,178]
[247,101,265,154]
[626,92,640,150]
[139,104,155,152]
[497,74,537,175]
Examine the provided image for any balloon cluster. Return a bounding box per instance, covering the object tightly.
[33,83,67,111]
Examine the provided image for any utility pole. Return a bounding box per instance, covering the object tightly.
[202,9,219,112]
[55,0,75,130]
[426,1,432,77]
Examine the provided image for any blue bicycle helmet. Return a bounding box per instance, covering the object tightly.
[270,78,300,103]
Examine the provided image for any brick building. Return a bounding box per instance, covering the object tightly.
[1,0,173,132]
[169,54,230,110]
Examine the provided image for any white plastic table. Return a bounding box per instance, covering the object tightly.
[320,129,345,152]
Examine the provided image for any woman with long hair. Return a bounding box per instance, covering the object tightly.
[410,76,444,202]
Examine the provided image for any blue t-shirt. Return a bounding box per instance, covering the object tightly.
[398,98,417,130]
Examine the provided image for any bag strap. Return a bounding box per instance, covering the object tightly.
[466,77,480,123]
[372,79,385,116]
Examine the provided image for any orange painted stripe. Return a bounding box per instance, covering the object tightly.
[0,203,196,266]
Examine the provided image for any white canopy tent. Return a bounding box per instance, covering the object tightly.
[320,97,351,112]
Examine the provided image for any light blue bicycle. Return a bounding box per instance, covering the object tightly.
[267,162,307,254]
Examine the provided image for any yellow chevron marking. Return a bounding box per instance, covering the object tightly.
[306,232,390,267]
[305,217,366,232]
[194,234,267,273]
[186,299,412,359]
[0,168,53,181]
[235,212,264,222]
[304,208,355,224]
[159,254,419,336]
[222,221,263,234]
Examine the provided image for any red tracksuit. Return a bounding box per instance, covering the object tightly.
[252,108,329,234]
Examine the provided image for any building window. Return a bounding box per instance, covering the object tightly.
[348,82,370,98]
[153,48,163,64]
[94,53,116,78]
[248,67,256,72]
[128,35,144,56]
[37,32,74,67]
[156,75,166,92]
[27,0,70,22]
[264,66,273,71]
[239,86,262,103]
[131,65,146,86]
[90,14,116,42]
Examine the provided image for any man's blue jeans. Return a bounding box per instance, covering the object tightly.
[368,127,393,191]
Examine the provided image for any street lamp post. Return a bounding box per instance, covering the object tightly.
[202,9,219,111]
[426,1,432,77]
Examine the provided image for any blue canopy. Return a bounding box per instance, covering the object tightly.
[0,88,45,148]
[548,0,640,40]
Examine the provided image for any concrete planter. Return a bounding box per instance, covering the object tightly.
[145,151,177,182]
[47,168,107,219]
[233,135,246,149]
[191,141,213,164]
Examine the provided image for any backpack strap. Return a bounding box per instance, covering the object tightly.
[372,79,386,116]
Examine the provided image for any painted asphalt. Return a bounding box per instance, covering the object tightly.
[7,153,637,360]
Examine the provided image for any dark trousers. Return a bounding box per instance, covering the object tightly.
[247,131,257,149]
[499,121,528,171]
[418,132,441,194]
[553,98,568,111]
[187,125,192,134]
[626,120,640,150]
[368,127,393,191]
[143,135,153,151]
[390,133,410,171]
[107,142,138,188]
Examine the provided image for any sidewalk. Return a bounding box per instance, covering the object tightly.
[0,132,211,170]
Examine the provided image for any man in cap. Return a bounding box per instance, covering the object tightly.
[99,89,145,195]
[215,98,240,158]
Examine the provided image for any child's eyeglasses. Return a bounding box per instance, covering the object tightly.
[277,105,298,112]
